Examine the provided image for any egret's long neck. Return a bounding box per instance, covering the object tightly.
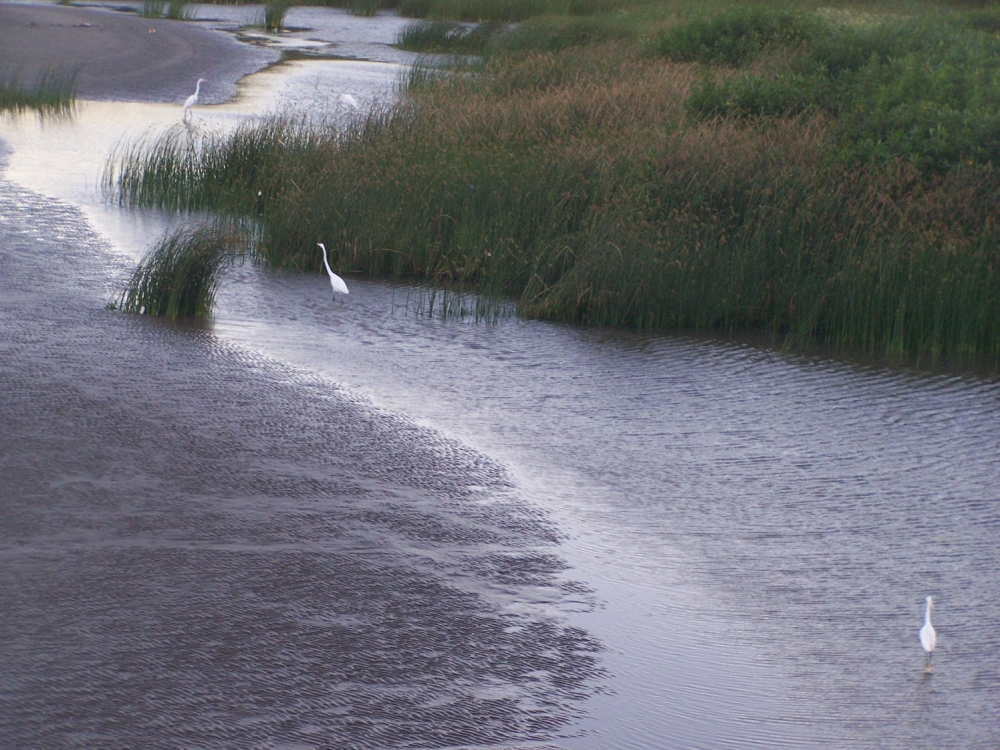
[195,80,203,96]
[925,602,933,626]
[320,245,333,274]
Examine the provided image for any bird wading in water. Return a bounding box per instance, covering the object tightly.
[921,596,937,673]
[183,78,207,123]
[317,243,349,302]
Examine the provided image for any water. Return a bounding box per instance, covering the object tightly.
[2,6,999,748]
[214,272,1000,748]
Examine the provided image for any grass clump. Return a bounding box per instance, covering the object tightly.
[105,4,1000,364]
[264,0,291,30]
[118,225,244,319]
[0,68,78,115]
[396,21,505,54]
[139,0,167,17]
[165,0,194,19]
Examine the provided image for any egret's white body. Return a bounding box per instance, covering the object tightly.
[921,596,937,672]
[182,78,206,121]
[318,243,350,300]
[338,93,359,109]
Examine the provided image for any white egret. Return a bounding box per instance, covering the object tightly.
[338,93,359,109]
[921,596,937,673]
[317,243,350,301]
[182,78,207,122]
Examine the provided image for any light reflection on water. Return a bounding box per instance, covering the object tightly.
[213,270,1000,748]
[0,57,403,261]
[1,13,999,747]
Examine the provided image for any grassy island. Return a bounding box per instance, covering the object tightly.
[109,0,1000,364]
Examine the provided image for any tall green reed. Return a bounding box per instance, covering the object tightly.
[118,224,250,319]
[139,0,167,17]
[0,67,78,115]
[166,0,194,19]
[263,0,291,30]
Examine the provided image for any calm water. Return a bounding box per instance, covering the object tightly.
[2,6,999,748]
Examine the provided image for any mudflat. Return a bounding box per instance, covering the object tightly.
[0,3,275,102]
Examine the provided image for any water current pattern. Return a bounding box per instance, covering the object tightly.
[0,184,600,747]
[2,6,1000,748]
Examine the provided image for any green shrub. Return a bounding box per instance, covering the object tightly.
[655,7,828,66]
[672,11,1000,171]
[687,72,826,118]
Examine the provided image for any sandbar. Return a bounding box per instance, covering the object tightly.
[0,2,276,103]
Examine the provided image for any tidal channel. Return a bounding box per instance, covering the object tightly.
[1,4,998,748]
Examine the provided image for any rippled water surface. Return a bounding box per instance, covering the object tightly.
[213,272,1000,749]
[2,7,999,749]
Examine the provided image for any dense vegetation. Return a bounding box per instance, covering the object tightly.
[109,1,1000,364]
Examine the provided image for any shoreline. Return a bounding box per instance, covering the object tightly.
[0,2,277,103]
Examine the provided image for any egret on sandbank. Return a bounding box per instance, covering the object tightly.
[921,596,937,673]
[182,78,207,122]
[318,243,349,302]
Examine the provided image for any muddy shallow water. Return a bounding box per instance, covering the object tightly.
[2,6,999,749]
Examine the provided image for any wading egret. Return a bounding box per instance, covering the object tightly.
[182,78,206,122]
[318,243,349,301]
[921,596,937,672]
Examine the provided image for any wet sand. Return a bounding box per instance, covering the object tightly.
[0,177,599,748]
[0,7,599,747]
[0,3,276,102]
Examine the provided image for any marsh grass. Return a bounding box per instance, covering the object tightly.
[166,0,194,19]
[396,21,505,54]
[0,67,78,115]
[118,225,249,319]
[105,6,1000,360]
[139,0,168,17]
[396,16,635,55]
[263,0,291,30]
[398,284,517,322]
